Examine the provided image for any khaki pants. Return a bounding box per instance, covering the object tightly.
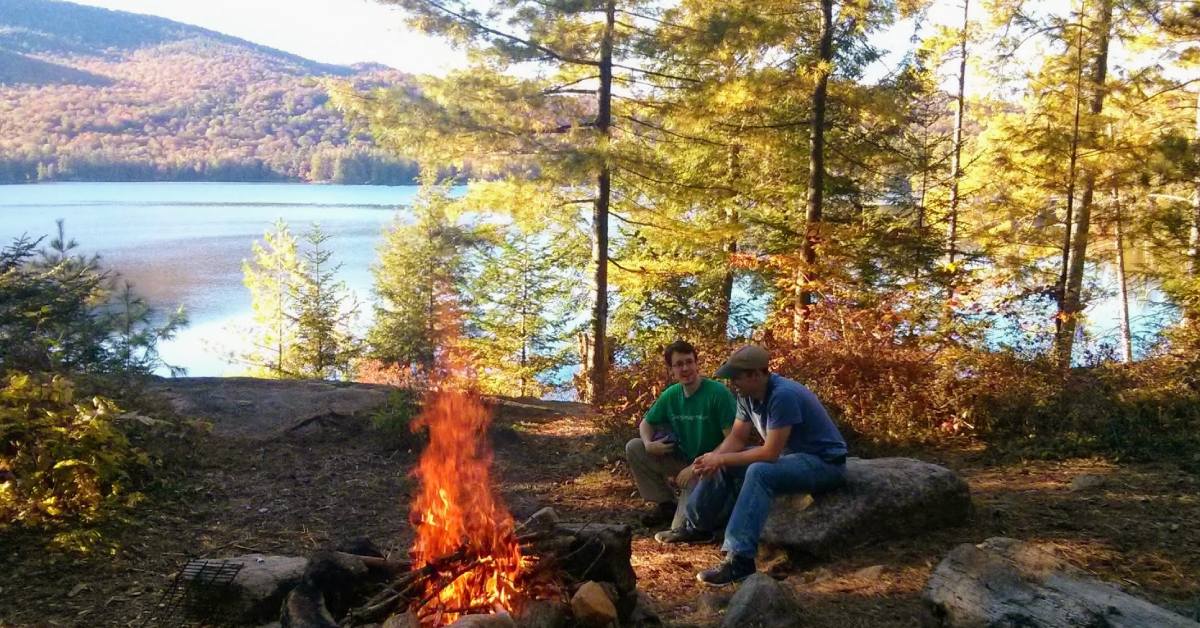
[625,437,695,530]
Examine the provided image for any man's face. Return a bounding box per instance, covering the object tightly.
[729,370,767,398]
[669,351,699,387]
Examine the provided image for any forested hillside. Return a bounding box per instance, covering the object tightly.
[0,0,418,183]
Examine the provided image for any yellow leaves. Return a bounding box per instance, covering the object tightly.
[1,372,145,528]
[40,495,62,517]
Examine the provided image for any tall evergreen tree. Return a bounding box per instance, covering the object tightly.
[332,0,713,402]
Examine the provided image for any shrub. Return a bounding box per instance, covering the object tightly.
[370,388,421,450]
[0,225,187,381]
[0,373,147,526]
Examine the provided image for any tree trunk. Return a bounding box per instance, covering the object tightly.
[1113,186,1133,363]
[923,537,1199,628]
[794,0,833,344]
[588,0,614,404]
[1190,88,1200,323]
[1056,6,1088,346]
[946,0,969,272]
[718,144,741,339]
[1058,0,1112,365]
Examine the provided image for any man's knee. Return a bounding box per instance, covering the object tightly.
[625,437,647,460]
[745,461,775,486]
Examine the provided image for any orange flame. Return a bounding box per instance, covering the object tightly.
[409,386,524,625]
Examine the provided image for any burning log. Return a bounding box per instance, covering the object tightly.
[341,509,644,628]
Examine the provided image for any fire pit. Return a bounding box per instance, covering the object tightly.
[330,385,647,627]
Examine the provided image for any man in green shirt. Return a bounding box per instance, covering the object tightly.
[626,340,737,529]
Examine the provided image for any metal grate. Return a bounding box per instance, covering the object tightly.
[141,558,244,627]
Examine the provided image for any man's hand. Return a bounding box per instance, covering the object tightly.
[692,452,726,477]
[644,439,675,456]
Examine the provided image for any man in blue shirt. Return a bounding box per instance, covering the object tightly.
[655,345,848,586]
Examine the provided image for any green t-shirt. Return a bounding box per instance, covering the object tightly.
[643,378,737,461]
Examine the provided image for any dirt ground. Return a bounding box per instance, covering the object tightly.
[2,392,1198,627]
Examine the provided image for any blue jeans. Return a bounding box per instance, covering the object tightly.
[685,453,847,559]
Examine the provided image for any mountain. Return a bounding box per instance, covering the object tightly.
[0,0,418,184]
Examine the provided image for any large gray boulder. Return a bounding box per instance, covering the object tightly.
[761,457,970,556]
[923,537,1199,627]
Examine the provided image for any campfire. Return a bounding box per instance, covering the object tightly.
[405,388,530,624]
[328,378,646,628]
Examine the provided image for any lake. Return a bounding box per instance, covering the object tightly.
[0,182,425,376]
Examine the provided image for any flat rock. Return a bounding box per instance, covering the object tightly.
[382,610,419,628]
[721,573,800,628]
[923,537,1200,627]
[1070,474,1106,492]
[146,376,392,438]
[182,554,307,624]
[761,457,970,556]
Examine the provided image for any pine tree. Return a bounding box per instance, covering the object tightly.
[331,0,718,401]
[106,281,189,377]
[467,225,584,397]
[239,219,304,378]
[290,224,361,379]
[367,183,476,377]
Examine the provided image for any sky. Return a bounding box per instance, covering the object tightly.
[67,0,969,80]
[68,0,468,74]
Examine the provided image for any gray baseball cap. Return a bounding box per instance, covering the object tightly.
[714,345,770,379]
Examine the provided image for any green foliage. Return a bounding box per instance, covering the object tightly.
[0,222,188,379]
[369,388,422,450]
[238,219,305,377]
[366,182,479,374]
[237,220,360,379]
[290,225,362,379]
[466,224,584,397]
[332,0,1200,465]
[0,373,143,526]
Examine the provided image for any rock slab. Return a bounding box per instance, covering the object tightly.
[761,457,970,556]
[182,554,307,624]
[147,376,392,438]
[923,537,1200,627]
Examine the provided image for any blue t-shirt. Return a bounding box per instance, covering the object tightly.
[735,374,847,459]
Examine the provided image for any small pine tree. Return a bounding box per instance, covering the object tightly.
[30,220,112,372]
[239,219,303,378]
[367,183,475,377]
[467,226,581,397]
[0,222,188,379]
[289,224,360,379]
[105,280,189,378]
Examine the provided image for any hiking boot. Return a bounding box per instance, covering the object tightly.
[654,526,714,545]
[639,501,676,527]
[697,554,756,586]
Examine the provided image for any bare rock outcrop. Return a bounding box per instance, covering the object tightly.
[922,537,1199,627]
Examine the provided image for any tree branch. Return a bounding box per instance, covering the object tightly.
[410,0,600,67]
